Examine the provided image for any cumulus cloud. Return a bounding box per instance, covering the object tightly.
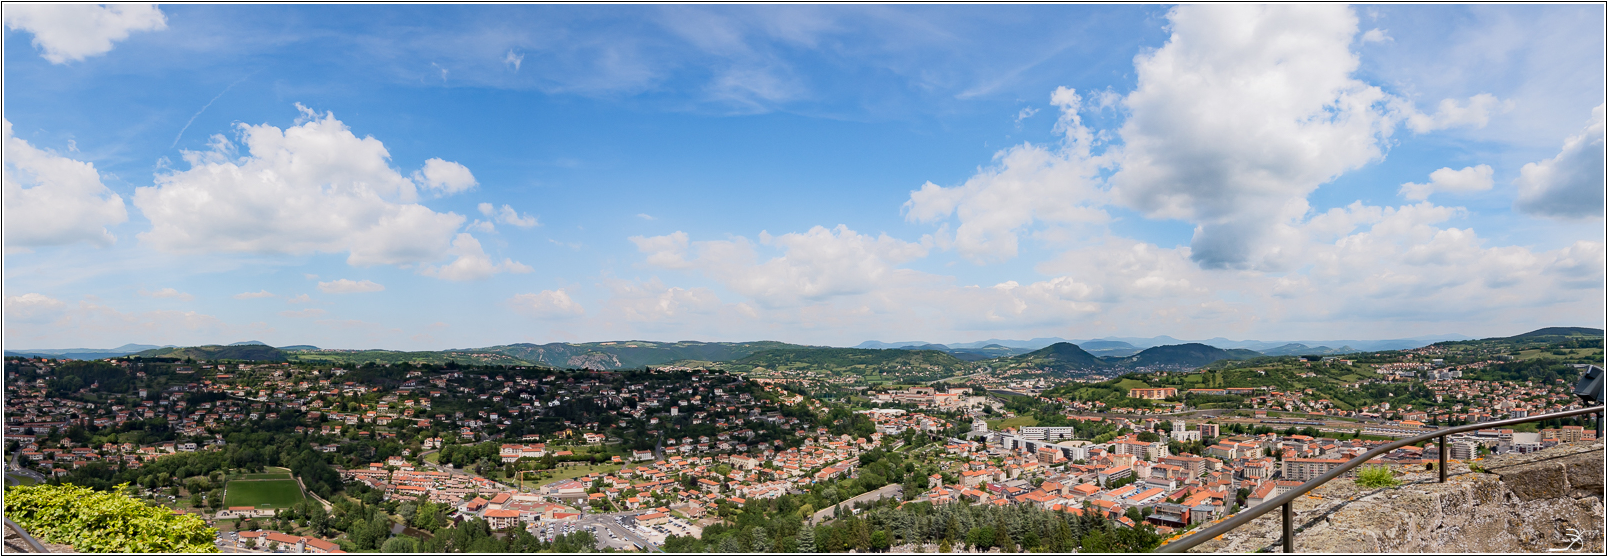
[508,289,586,318]
[233,290,275,299]
[139,288,195,301]
[316,279,385,294]
[904,87,1107,262]
[4,293,66,322]
[634,225,932,307]
[1514,104,1605,219]
[132,105,474,268]
[1398,165,1495,201]
[478,202,539,228]
[1405,93,1509,134]
[1109,4,1402,271]
[414,158,478,194]
[279,308,327,318]
[3,4,166,64]
[419,233,534,281]
[3,119,128,250]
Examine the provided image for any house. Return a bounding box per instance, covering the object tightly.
[484,509,521,530]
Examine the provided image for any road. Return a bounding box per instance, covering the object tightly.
[809,484,903,526]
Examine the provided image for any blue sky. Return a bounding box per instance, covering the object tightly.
[4,4,1603,349]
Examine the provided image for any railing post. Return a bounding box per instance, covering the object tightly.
[1438,435,1446,483]
[1282,501,1294,553]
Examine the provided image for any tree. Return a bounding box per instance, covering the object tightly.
[381,536,419,553]
[797,522,816,552]
[871,530,891,552]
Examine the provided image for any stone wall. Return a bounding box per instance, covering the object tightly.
[1185,441,1604,553]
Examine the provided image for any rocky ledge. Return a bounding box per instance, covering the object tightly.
[1185,440,1604,553]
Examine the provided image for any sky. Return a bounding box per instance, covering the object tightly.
[3,4,1604,350]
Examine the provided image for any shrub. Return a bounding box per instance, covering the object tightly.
[2,483,218,552]
[1354,465,1399,488]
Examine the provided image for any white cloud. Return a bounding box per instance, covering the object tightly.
[1360,28,1391,43]
[629,231,693,269]
[279,308,328,318]
[1398,165,1495,201]
[316,279,386,294]
[634,225,932,307]
[600,279,728,323]
[3,119,129,250]
[3,4,166,64]
[418,233,534,281]
[1109,4,1402,271]
[1014,107,1038,124]
[4,293,65,322]
[1514,104,1605,219]
[479,202,539,228]
[132,105,470,267]
[505,50,524,71]
[904,86,1107,263]
[636,213,656,221]
[139,287,195,301]
[233,290,275,299]
[508,289,586,318]
[1405,93,1510,134]
[285,294,316,305]
[413,158,478,195]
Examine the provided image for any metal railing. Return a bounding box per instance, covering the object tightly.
[1155,405,1605,553]
[4,517,49,553]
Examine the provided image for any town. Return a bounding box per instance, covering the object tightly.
[3,331,1601,553]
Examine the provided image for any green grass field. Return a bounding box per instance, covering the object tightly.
[236,473,293,480]
[531,464,621,488]
[423,452,441,464]
[1114,378,1151,391]
[225,479,305,508]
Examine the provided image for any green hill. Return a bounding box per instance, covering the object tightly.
[481,340,811,370]
[1506,327,1604,339]
[1117,343,1260,369]
[134,344,286,361]
[724,347,975,382]
[997,342,1109,374]
[285,349,543,367]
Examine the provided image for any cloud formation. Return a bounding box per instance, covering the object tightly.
[317,279,386,294]
[1514,104,1605,219]
[3,4,166,64]
[1109,4,1402,271]
[508,289,585,318]
[904,87,1107,263]
[419,233,534,281]
[3,120,129,250]
[478,203,539,228]
[1398,165,1495,201]
[133,105,472,267]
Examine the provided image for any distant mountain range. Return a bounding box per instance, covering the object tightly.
[856,333,1477,355]
[8,328,1595,371]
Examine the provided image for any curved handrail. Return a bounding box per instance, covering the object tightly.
[1155,405,1605,553]
[4,517,50,553]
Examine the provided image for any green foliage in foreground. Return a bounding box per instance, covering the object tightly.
[1354,466,1400,489]
[3,483,218,552]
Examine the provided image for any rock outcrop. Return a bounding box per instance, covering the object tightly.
[1185,441,1605,553]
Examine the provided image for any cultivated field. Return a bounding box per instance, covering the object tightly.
[224,479,305,508]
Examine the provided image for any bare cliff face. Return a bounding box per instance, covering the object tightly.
[1185,440,1604,553]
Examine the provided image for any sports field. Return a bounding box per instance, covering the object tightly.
[224,479,305,508]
